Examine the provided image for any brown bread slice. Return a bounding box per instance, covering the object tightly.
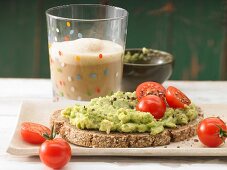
[50,108,203,148]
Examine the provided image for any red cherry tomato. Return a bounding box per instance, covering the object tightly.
[136,81,166,101]
[39,138,71,169]
[136,95,166,119]
[21,122,51,144]
[165,86,191,108]
[197,117,227,147]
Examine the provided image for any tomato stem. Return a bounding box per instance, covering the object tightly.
[215,124,227,142]
[43,125,56,140]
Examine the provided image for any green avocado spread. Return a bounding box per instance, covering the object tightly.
[61,91,198,135]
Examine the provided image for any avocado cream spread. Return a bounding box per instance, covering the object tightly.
[62,91,198,135]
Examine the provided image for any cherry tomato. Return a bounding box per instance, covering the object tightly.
[197,117,227,147]
[136,95,166,119]
[21,122,51,144]
[136,81,166,101]
[165,86,191,108]
[39,138,71,169]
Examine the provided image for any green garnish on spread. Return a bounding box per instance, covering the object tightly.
[61,91,198,135]
[124,48,151,63]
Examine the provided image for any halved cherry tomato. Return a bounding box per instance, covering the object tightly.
[21,122,51,144]
[39,138,71,169]
[165,86,191,108]
[136,95,166,119]
[197,117,227,147]
[136,81,166,101]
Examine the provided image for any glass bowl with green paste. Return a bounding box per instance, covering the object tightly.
[122,48,174,91]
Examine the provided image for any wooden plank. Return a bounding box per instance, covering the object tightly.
[0,0,37,77]
[220,0,227,80]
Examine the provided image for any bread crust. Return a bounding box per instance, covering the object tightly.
[50,108,203,148]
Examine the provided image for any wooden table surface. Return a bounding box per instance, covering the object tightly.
[1,78,227,170]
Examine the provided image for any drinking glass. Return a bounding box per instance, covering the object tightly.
[46,4,128,101]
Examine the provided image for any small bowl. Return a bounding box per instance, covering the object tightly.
[121,48,174,92]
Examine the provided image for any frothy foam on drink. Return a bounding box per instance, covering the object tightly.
[49,38,123,65]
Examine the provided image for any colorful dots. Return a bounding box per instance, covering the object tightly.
[54,96,59,102]
[48,43,52,49]
[60,91,64,97]
[109,91,114,95]
[58,51,62,56]
[50,57,54,64]
[64,35,70,41]
[70,30,74,35]
[70,86,75,92]
[57,68,62,72]
[48,35,51,41]
[76,74,81,80]
[104,68,109,76]
[55,57,60,62]
[78,33,82,38]
[56,28,59,32]
[89,73,97,79]
[99,54,103,59]
[67,76,72,82]
[74,56,81,62]
[61,63,65,67]
[59,80,65,86]
[96,87,101,93]
[87,90,92,96]
[66,21,71,27]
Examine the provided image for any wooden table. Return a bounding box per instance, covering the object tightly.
[1,79,227,170]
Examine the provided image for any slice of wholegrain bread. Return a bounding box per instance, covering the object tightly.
[50,108,203,148]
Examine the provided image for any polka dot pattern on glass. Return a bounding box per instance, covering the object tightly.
[59,80,65,86]
[60,91,64,96]
[96,87,101,93]
[66,21,71,27]
[50,57,54,64]
[87,90,92,96]
[61,63,65,67]
[48,35,51,41]
[89,73,97,79]
[64,35,70,41]
[74,56,81,62]
[70,30,74,35]
[58,51,62,56]
[76,74,81,80]
[78,33,83,38]
[104,68,109,76]
[67,76,72,82]
[57,68,62,72]
[99,54,103,59]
